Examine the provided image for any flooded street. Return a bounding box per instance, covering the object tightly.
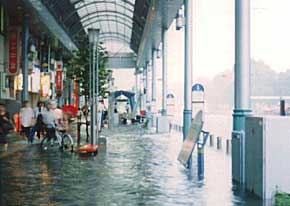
[0,126,263,206]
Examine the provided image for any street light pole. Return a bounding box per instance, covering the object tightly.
[88,28,100,146]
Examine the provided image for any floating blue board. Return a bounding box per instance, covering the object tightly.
[178,111,204,167]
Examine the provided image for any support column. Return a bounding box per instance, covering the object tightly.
[143,69,146,111]
[151,49,157,127]
[90,40,97,145]
[22,15,29,102]
[68,80,72,104]
[232,0,251,183]
[135,70,138,103]
[157,28,170,133]
[134,70,138,115]
[151,49,157,108]
[95,39,99,145]
[146,62,152,128]
[145,62,150,105]
[161,27,168,116]
[140,70,144,111]
[183,0,193,141]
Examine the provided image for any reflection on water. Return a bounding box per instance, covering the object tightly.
[0,126,264,206]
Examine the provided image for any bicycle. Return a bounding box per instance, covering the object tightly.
[40,127,74,153]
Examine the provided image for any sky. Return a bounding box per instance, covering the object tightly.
[113,0,290,90]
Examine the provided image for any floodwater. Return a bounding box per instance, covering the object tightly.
[0,126,265,206]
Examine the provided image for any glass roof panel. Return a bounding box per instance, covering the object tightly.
[70,0,135,50]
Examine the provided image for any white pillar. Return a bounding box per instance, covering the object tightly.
[234,0,251,112]
[146,62,150,105]
[152,49,157,109]
[232,0,252,184]
[142,69,146,111]
[182,0,194,169]
[162,27,168,116]
[151,50,157,127]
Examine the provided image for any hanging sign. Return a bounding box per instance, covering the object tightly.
[31,65,40,93]
[8,29,18,75]
[55,61,63,96]
[55,70,62,96]
[15,73,23,91]
[40,74,50,98]
[73,80,79,108]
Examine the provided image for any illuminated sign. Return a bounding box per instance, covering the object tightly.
[15,73,22,91]
[40,74,50,98]
[31,66,40,93]
[55,70,62,96]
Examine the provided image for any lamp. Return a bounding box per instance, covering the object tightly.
[157,49,161,59]
[176,8,184,30]
[88,28,100,147]
[88,28,100,45]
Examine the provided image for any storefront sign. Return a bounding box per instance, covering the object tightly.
[40,74,50,98]
[56,70,62,96]
[31,66,40,93]
[8,29,18,75]
[57,61,62,71]
[15,73,22,91]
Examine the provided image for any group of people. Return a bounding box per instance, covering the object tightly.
[20,100,66,143]
[0,98,110,147]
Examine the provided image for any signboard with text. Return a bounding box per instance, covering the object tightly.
[56,61,63,96]
[8,29,18,75]
[40,74,50,98]
[73,80,79,108]
[56,70,62,96]
[31,66,40,93]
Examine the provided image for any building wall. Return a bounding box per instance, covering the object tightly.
[0,3,9,99]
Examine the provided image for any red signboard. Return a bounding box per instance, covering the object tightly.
[8,29,18,75]
[56,70,62,96]
[73,80,79,108]
[57,62,62,71]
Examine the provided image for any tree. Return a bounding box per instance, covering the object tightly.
[66,37,112,142]
[66,38,112,103]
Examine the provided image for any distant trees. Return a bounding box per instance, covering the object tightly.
[204,60,290,113]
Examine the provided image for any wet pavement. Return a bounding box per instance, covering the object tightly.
[0,126,264,206]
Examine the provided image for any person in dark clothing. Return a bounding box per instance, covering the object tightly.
[30,101,45,141]
[0,103,14,146]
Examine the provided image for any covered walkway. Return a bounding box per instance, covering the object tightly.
[0,0,266,204]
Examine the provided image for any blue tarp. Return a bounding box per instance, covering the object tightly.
[113,90,135,111]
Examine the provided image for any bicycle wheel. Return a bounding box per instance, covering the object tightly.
[40,137,51,151]
[61,134,74,153]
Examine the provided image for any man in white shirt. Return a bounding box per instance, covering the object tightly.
[42,101,57,140]
[98,100,105,131]
[20,101,34,142]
